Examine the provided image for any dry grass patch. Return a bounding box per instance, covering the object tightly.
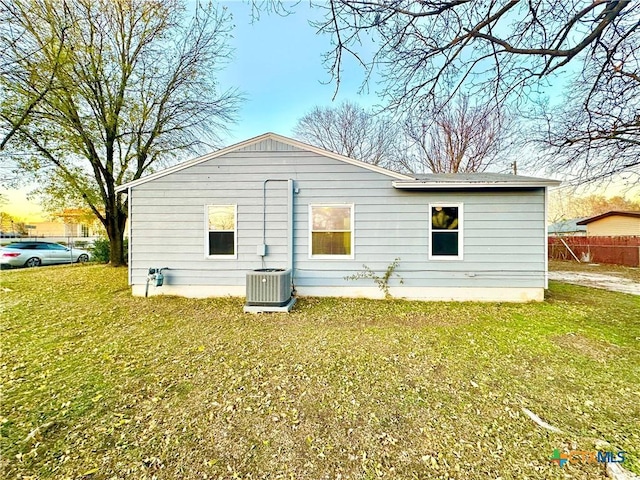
[549,259,640,282]
[552,333,621,363]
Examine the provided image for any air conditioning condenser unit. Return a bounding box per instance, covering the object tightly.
[244,268,296,313]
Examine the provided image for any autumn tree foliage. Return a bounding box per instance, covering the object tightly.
[0,0,240,264]
[550,193,640,221]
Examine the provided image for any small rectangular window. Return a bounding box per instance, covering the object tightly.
[207,205,236,257]
[429,204,463,259]
[309,204,353,258]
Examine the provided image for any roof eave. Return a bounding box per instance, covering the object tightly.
[274,134,414,181]
[392,180,561,189]
[116,133,277,192]
[576,210,640,225]
[115,132,413,192]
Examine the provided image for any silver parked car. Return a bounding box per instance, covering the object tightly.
[0,241,91,268]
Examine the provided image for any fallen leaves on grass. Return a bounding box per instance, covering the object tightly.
[1,265,638,478]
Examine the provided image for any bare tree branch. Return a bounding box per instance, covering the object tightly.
[307,0,638,183]
[402,95,512,174]
[293,101,401,169]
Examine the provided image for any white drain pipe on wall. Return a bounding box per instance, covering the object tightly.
[287,178,294,277]
[261,178,296,278]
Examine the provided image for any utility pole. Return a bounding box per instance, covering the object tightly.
[511,161,517,175]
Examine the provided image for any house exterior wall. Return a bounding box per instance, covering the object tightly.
[128,139,547,301]
[30,221,66,237]
[586,216,640,236]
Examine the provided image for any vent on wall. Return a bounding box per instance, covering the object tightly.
[246,268,292,306]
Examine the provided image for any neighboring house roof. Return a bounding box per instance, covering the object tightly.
[55,208,100,222]
[393,172,561,189]
[548,218,588,234]
[116,132,414,192]
[576,211,640,225]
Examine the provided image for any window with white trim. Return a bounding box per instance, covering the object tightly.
[429,203,463,259]
[309,204,353,258]
[207,205,236,257]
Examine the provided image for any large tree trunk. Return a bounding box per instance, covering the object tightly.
[105,202,127,266]
[107,227,125,266]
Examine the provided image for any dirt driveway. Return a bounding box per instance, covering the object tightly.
[549,271,640,295]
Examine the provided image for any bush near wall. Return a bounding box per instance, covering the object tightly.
[91,237,128,264]
[548,236,640,267]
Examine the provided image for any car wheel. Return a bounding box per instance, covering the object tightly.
[25,257,41,268]
[77,254,89,263]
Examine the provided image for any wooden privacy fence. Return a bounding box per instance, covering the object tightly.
[548,236,640,267]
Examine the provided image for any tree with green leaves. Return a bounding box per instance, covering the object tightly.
[0,209,27,236]
[0,0,240,265]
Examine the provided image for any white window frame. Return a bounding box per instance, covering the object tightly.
[205,204,238,259]
[308,203,355,260]
[428,203,464,260]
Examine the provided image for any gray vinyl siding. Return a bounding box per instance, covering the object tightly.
[236,138,303,152]
[129,142,546,290]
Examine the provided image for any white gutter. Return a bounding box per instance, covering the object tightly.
[393,181,561,189]
[127,187,132,286]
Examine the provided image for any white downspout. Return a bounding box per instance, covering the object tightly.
[261,178,295,278]
[544,186,549,289]
[288,179,294,278]
[127,187,132,286]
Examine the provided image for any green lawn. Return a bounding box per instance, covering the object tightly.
[1,265,639,479]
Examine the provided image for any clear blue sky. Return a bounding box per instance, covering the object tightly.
[3,2,636,220]
[217,1,379,144]
[3,1,384,219]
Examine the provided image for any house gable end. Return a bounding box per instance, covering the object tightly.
[116,133,412,192]
[236,138,303,152]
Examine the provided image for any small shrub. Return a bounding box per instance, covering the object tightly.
[91,237,128,264]
[91,237,110,263]
[345,257,403,299]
